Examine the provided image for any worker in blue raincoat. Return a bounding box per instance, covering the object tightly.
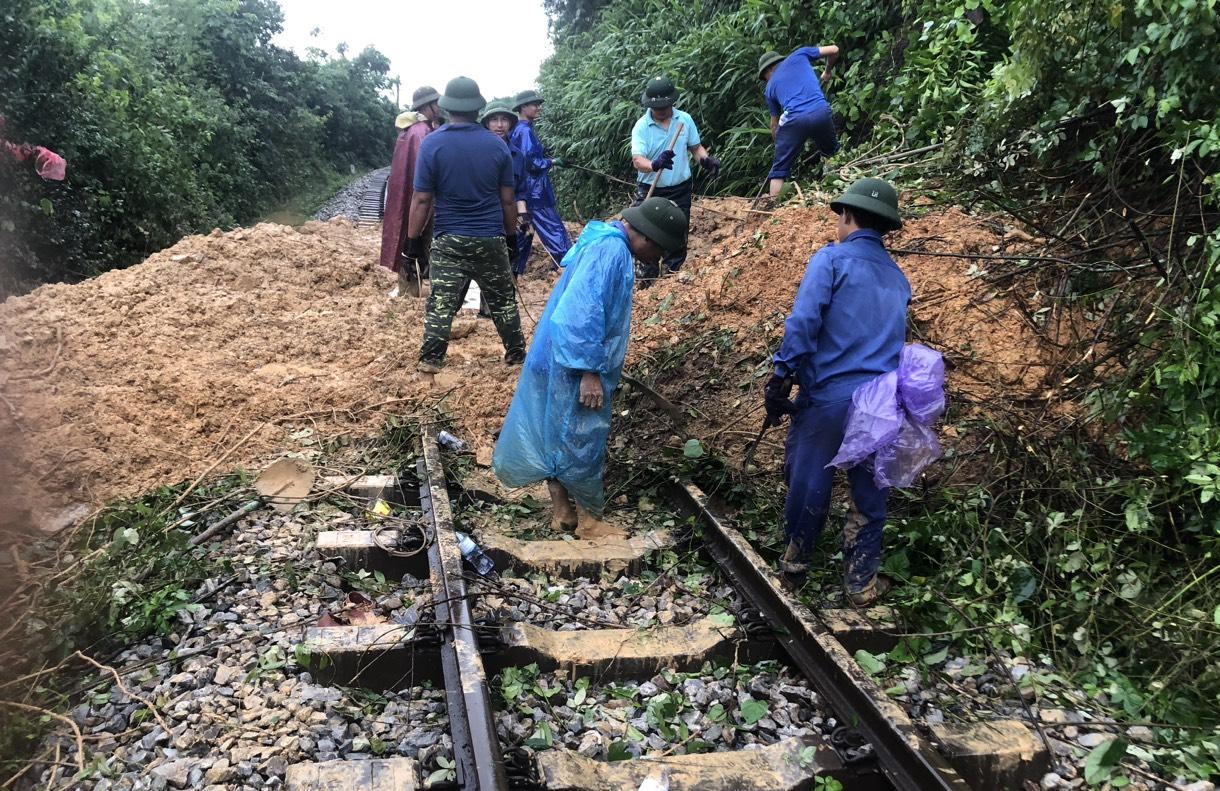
[493,198,688,534]
[509,89,572,275]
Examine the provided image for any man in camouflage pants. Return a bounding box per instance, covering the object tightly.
[404,77,526,373]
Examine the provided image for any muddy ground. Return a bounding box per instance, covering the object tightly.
[0,195,1073,554]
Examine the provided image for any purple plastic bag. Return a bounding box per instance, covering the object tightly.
[828,343,946,488]
[827,371,901,470]
[874,419,942,488]
[897,344,945,425]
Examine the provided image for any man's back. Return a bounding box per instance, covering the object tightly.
[765,46,829,120]
[414,122,513,238]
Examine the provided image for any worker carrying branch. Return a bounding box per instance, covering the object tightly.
[766,177,908,607]
[510,89,572,275]
[758,44,840,200]
[493,197,689,534]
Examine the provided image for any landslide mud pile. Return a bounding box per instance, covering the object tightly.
[626,196,1080,469]
[0,198,1071,538]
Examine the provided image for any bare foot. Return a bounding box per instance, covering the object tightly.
[547,480,577,531]
[574,506,627,541]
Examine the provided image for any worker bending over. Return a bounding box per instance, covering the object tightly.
[493,198,689,534]
[766,178,907,606]
[758,44,840,200]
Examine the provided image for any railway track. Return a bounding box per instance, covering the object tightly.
[288,423,1047,790]
[355,172,390,227]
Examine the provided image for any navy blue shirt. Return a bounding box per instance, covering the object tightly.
[764,46,830,122]
[414,122,515,238]
[774,230,910,405]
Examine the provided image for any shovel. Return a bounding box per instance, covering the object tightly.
[189,459,315,545]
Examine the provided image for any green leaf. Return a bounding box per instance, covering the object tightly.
[524,721,554,749]
[683,439,705,458]
[607,741,632,761]
[706,611,735,627]
[39,198,53,216]
[854,650,886,675]
[707,703,726,723]
[922,646,948,665]
[739,698,769,725]
[1083,737,1127,785]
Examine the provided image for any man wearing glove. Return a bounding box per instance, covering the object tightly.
[405,77,526,376]
[758,45,841,200]
[380,86,443,298]
[629,75,719,284]
[510,89,572,275]
[769,177,908,606]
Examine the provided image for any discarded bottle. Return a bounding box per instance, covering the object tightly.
[437,430,467,452]
[455,531,495,576]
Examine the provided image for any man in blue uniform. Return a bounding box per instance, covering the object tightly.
[765,177,907,606]
[630,76,720,284]
[510,89,572,275]
[758,44,841,199]
[493,198,688,535]
[404,77,525,375]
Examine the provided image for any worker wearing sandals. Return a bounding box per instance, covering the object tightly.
[764,177,908,607]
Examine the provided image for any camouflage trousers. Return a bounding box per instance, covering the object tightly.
[419,234,525,372]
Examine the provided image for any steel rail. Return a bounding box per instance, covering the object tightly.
[419,424,509,791]
[665,479,973,791]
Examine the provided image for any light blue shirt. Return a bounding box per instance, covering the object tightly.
[630,108,701,189]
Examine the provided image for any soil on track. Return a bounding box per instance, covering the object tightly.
[0,197,1073,543]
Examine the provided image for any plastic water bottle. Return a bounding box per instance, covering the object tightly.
[437,430,467,451]
[455,531,495,576]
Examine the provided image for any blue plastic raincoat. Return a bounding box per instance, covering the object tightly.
[492,221,635,514]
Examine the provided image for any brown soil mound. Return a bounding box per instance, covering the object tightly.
[0,219,556,537]
[0,197,1074,537]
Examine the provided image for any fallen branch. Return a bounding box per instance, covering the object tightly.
[0,700,85,774]
[72,652,172,742]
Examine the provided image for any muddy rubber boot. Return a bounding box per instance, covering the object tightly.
[847,574,893,608]
[778,542,810,589]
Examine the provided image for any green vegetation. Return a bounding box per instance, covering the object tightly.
[547,0,1220,771]
[0,0,395,295]
[0,473,245,778]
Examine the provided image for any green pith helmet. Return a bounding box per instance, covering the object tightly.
[479,99,518,129]
[758,50,784,78]
[622,197,689,252]
[512,89,544,111]
[438,76,486,114]
[640,76,678,108]
[410,85,440,111]
[830,177,902,232]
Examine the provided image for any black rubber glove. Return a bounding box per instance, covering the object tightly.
[650,150,675,172]
[505,234,518,259]
[763,374,797,423]
[516,212,532,235]
[699,154,721,175]
[404,237,423,261]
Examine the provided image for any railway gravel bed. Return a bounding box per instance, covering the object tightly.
[30,507,455,790]
[312,166,391,223]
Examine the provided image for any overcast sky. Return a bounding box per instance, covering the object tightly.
[274,0,554,105]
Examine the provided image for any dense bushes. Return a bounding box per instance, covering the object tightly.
[540,0,1220,745]
[0,0,395,295]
